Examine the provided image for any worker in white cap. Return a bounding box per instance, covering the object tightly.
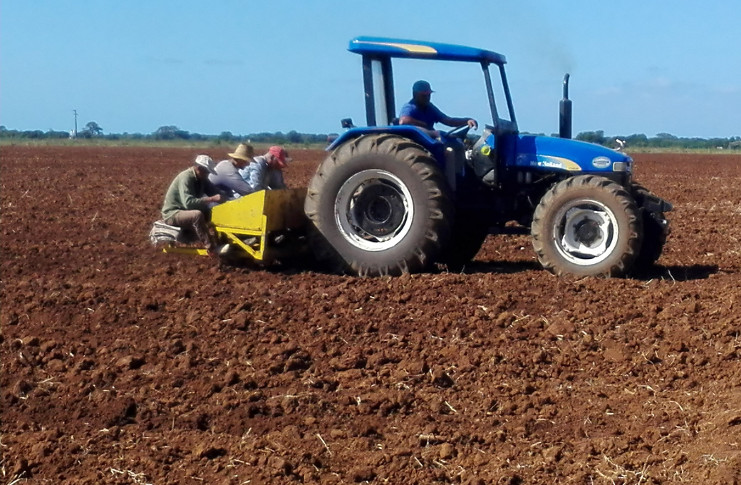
[160,154,224,254]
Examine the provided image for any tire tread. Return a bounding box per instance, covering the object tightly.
[531,175,641,277]
[305,134,452,276]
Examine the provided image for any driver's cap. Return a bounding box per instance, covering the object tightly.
[412,80,433,94]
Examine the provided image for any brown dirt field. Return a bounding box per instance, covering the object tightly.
[2,145,740,484]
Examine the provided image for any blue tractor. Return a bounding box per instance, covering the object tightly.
[304,36,672,277]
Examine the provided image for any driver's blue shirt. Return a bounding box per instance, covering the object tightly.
[399,100,447,130]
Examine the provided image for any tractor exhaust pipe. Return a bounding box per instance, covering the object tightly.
[559,73,572,139]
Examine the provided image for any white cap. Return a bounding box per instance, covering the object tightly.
[194,154,216,175]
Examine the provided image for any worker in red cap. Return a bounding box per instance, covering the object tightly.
[238,145,292,193]
[399,80,477,137]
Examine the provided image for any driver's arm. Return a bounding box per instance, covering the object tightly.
[441,116,478,130]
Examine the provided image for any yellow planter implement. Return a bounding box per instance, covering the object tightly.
[163,188,308,263]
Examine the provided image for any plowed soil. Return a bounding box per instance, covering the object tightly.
[2,145,740,484]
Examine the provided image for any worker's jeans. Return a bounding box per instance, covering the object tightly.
[166,210,213,249]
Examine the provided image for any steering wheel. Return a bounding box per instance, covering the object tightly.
[445,125,470,139]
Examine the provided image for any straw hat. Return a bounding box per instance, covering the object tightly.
[228,144,255,162]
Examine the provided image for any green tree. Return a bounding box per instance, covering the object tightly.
[575,130,606,145]
[154,125,190,140]
[655,133,677,140]
[85,121,103,136]
[625,134,648,147]
[218,131,235,142]
[286,130,302,144]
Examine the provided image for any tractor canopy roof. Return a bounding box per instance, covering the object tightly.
[349,36,507,65]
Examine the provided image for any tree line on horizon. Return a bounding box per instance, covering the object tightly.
[574,130,741,151]
[1,124,740,150]
[0,124,333,145]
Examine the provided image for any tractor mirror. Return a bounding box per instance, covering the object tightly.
[341,118,355,129]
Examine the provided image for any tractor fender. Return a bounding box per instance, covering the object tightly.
[328,126,445,164]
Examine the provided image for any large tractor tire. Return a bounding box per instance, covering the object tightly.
[630,182,669,269]
[440,211,489,272]
[531,175,642,277]
[634,214,667,268]
[304,134,453,276]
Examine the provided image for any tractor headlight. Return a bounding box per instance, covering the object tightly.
[612,161,631,172]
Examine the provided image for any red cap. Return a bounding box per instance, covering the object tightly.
[268,146,291,169]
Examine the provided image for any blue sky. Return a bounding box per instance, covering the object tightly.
[1,1,739,139]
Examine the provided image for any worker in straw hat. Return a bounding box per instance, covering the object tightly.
[239,145,292,192]
[209,143,256,198]
[160,154,224,253]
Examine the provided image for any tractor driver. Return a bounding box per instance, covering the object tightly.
[161,155,224,255]
[398,80,478,137]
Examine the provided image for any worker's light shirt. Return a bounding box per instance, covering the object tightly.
[238,156,286,193]
[209,160,252,196]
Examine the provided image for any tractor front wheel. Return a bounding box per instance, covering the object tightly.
[531,175,642,277]
[630,182,669,270]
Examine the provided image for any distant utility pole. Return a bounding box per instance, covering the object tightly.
[71,109,78,139]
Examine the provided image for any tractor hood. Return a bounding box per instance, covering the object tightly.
[512,134,632,174]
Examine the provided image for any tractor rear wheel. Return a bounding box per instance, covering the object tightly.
[440,211,489,272]
[531,175,642,277]
[304,134,452,276]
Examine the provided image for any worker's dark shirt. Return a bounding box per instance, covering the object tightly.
[399,99,447,130]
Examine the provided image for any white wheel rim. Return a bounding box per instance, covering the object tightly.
[334,169,414,251]
[552,199,619,266]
